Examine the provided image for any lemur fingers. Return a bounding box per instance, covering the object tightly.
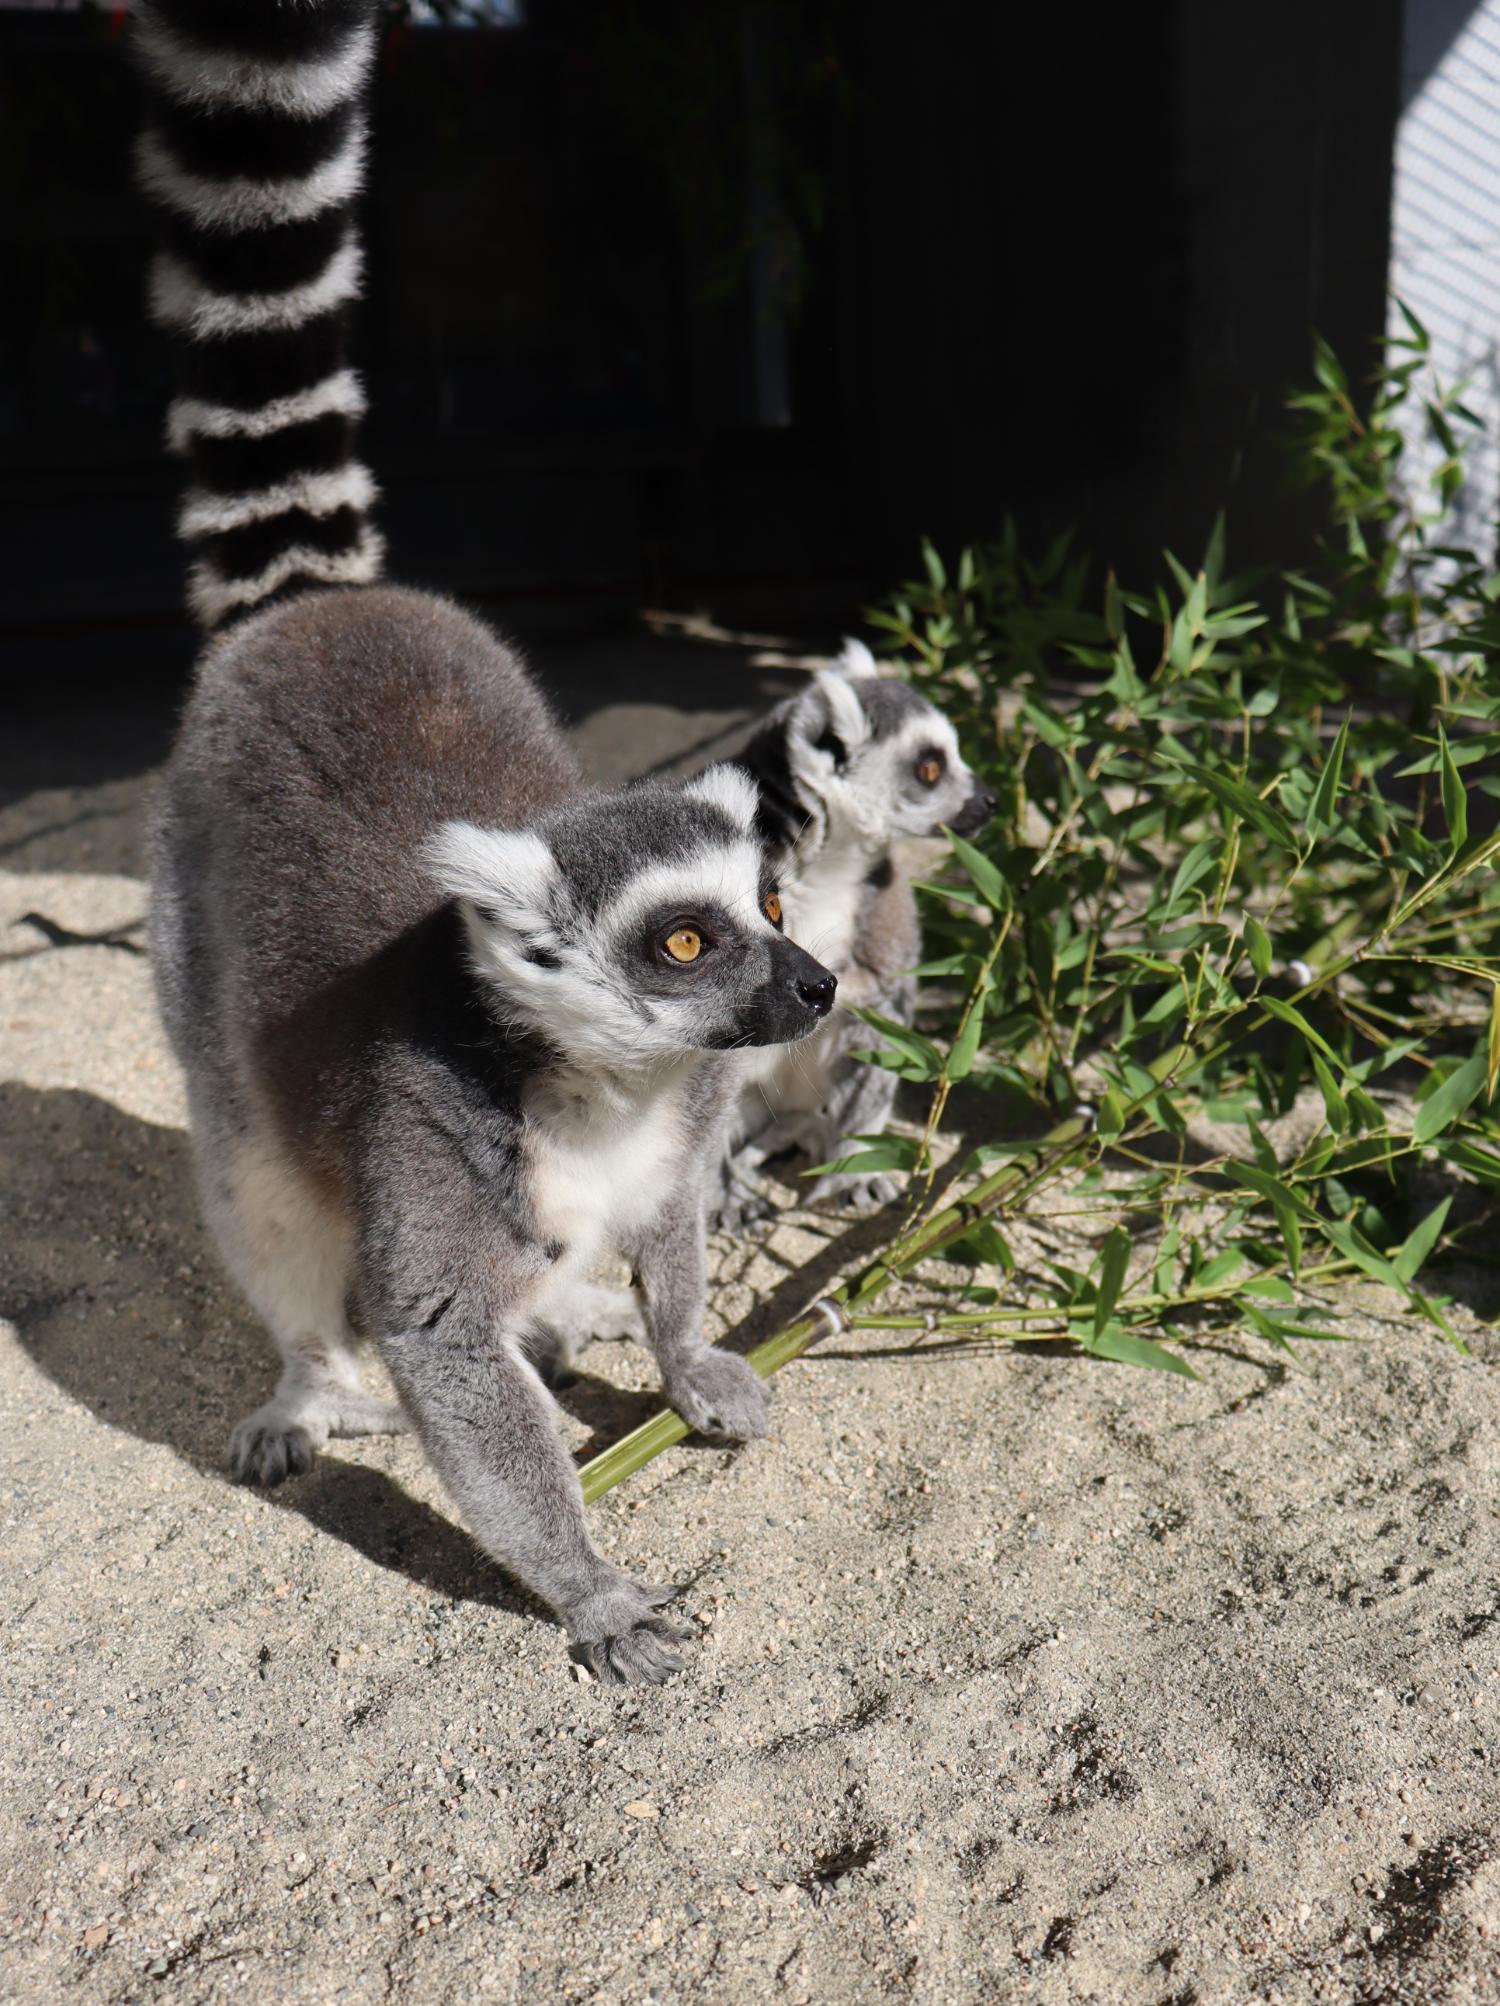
[665,1347,771,1442]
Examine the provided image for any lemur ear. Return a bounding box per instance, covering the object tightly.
[684,762,760,834]
[791,668,871,772]
[834,636,879,679]
[425,821,562,934]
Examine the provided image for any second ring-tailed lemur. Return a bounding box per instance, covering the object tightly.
[137,0,837,1684]
[714,640,995,1228]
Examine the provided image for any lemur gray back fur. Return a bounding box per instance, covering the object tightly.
[140,0,837,1687]
[715,641,994,1224]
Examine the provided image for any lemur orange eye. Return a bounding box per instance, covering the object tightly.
[916,754,944,787]
[764,892,783,926]
[664,928,702,963]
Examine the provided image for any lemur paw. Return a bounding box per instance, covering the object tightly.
[666,1349,771,1441]
[709,1187,776,1238]
[569,1578,694,1686]
[806,1169,906,1214]
[571,1281,647,1343]
[228,1407,318,1486]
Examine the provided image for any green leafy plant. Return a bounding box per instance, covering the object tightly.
[579,311,1500,1505]
[822,307,1500,1374]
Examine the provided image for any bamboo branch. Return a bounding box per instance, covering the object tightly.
[579,1047,1185,1503]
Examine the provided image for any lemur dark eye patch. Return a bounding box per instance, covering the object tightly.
[814,726,848,765]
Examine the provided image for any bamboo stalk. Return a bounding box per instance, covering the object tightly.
[579,1046,1183,1503]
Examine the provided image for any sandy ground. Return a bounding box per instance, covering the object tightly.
[3,661,1499,2005]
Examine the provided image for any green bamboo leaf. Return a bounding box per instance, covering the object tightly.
[1222,1160,1308,1277]
[1391,1196,1452,1285]
[1441,1138,1500,1186]
[908,952,977,979]
[947,993,986,1081]
[1139,986,1189,1031]
[1412,1049,1489,1145]
[1241,1302,1349,1351]
[1326,1137,1396,1176]
[1196,1247,1248,1288]
[1313,335,1348,393]
[1244,916,1273,982]
[945,830,1009,909]
[1439,726,1468,851]
[1311,1054,1348,1134]
[1240,1274,1295,1302]
[1489,983,1500,1106]
[1411,1289,1466,1351]
[1166,839,1219,913]
[1345,1085,1387,1134]
[1306,713,1351,837]
[1202,511,1227,591]
[1319,1217,1405,1292]
[1246,1115,1280,1172]
[1240,1300,1300,1359]
[803,1140,916,1178]
[1093,1226,1132,1336]
[1096,1086,1125,1139]
[1394,297,1430,350]
[850,1007,942,1065]
[849,1047,935,1081]
[1021,699,1072,751]
[1088,1326,1199,1379]
[1262,994,1338,1062]
[960,1219,1014,1274]
[1163,548,1196,601]
[912,878,992,910]
[1153,1224,1180,1299]
[1152,761,1299,851]
[1389,828,1500,930]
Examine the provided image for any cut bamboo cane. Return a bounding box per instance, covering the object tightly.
[578,1053,1184,1503]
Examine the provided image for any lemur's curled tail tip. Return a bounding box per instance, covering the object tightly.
[135,0,384,628]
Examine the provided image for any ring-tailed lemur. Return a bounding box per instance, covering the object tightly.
[713,640,995,1228]
[137,0,838,1685]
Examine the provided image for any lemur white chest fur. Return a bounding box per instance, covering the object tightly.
[524,1064,693,1279]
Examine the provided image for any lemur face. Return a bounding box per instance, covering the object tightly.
[428,766,836,1068]
[786,654,997,844]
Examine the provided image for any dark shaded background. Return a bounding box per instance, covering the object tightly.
[2,0,1402,690]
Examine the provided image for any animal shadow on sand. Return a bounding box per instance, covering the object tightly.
[3,1083,884,1615]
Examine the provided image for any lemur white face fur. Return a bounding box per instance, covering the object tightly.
[428,764,837,1073]
[780,641,992,851]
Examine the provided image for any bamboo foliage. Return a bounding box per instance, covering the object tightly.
[582,314,1500,1501]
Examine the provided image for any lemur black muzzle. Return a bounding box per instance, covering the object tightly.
[739,939,838,1045]
[947,780,998,838]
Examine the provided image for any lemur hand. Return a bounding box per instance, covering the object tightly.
[666,1348,771,1441]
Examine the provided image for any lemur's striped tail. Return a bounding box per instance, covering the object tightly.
[136,0,384,628]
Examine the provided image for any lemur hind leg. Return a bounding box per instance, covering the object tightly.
[801,1033,907,1213]
[523,1277,647,1389]
[204,1134,408,1486]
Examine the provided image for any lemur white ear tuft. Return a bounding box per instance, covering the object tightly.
[834,636,879,679]
[685,762,760,833]
[425,821,561,932]
[794,668,871,768]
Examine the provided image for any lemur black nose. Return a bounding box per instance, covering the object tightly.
[797,972,838,1017]
[949,781,998,836]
